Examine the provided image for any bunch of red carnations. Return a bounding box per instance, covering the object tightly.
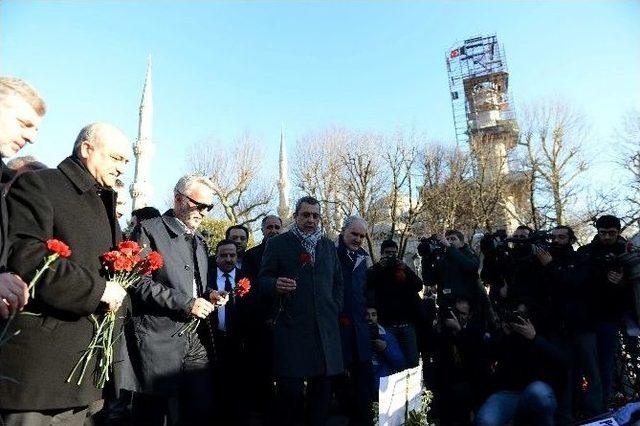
[67,240,163,388]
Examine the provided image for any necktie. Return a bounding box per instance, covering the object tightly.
[223,273,234,332]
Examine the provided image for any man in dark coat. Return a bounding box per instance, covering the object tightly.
[260,196,344,426]
[0,76,46,321]
[127,174,220,425]
[367,239,423,367]
[577,215,628,408]
[210,238,253,425]
[0,122,130,424]
[335,215,374,426]
[240,214,282,418]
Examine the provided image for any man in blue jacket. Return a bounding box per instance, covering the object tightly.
[335,216,374,425]
[366,306,405,390]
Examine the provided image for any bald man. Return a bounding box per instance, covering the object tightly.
[0,122,131,424]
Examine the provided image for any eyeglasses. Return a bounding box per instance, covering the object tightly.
[598,230,619,237]
[179,192,213,212]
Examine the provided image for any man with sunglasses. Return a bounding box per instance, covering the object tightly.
[260,196,343,426]
[577,215,628,409]
[126,174,222,425]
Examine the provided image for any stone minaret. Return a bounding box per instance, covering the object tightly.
[277,127,290,219]
[130,56,155,211]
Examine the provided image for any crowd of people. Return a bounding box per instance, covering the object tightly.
[0,75,638,426]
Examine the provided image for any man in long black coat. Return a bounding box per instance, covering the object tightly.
[0,77,46,321]
[0,122,130,424]
[127,174,220,425]
[240,214,282,418]
[260,196,343,426]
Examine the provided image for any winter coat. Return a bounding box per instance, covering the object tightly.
[0,157,122,410]
[126,210,212,395]
[259,231,344,378]
[336,236,372,364]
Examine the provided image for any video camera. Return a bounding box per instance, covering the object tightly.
[480,230,509,256]
[417,234,446,259]
[505,230,552,252]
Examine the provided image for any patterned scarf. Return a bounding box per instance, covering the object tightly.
[291,223,323,260]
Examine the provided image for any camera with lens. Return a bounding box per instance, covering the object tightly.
[506,230,551,253]
[480,229,509,256]
[417,234,446,259]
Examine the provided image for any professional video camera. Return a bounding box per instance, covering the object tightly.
[480,229,509,256]
[505,230,552,252]
[417,234,446,259]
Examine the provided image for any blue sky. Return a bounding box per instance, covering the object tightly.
[1,1,639,213]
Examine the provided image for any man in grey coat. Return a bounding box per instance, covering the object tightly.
[127,174,222,425]
[260,196,343,426]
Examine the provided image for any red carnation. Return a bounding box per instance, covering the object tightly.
[101,250,121,265]
[113,256,134,272]
[118,240,141,257]
[46,239,72,258]
[299,252,313,266]
[235,277,251,298]
[141,251,164,275]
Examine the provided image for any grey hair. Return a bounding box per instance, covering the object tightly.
[341,215,368,232]
[0,77,46,116]
[71,123,102,156]
[6,155,46,172]
[174,173,215,195]
[261,214,282,228]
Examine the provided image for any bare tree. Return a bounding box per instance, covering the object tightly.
[520,101,588,225]
[292,126,349,237]
[188,132,273,227]
[618,108,640,226]
[338,132,388,256]
[382,128,429,256]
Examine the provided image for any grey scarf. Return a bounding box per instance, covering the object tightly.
[291,223,323,260]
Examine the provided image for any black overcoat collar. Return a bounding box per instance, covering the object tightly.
[58,156,100,194]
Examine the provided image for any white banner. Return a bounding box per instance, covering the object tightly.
[378,364,423,426]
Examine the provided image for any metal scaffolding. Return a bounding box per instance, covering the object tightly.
[445,34,517,148]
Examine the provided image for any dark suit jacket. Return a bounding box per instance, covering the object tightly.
[259,231,344,378]
[127,210,211,395]
[240,242,274,325]
[0,157,121,410]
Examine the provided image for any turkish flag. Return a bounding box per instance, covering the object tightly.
[450,49,460,58]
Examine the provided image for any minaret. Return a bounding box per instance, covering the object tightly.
[130,56,155,211]
[277,127,290,219]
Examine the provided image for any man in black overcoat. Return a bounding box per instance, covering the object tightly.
[127,174,221,425]
[260,196,343,426]
[0,122,130,424]
[0,77,46,321]
[240,214,282,417]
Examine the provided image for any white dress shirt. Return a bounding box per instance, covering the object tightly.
[216,268,236,332]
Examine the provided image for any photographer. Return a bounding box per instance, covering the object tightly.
[544,225,603,422]
[481,226,549,316]
[424,230,495,331]
[577,215,628,407]
[367,240,423,367]
[432,297,489,425]
[365,306,406,391]
[476,303,564,426]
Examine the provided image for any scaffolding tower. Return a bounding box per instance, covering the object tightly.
[446,34,518,152]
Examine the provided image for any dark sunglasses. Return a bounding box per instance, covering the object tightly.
[179,192,213,212]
